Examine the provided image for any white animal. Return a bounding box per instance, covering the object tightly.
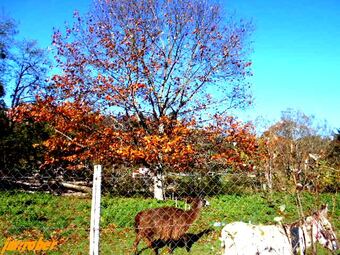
[220,205,338,255]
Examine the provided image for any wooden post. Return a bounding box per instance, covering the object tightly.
[90,165,102,255]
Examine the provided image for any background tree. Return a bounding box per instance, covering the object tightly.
[327,129,340,167]
[0,15,17,175]
[0,14,49,108]
[9,40,50,108]
[14,0,254,199]
[0,14,50,179]
[259,109,332,191]
[0,14,17,108]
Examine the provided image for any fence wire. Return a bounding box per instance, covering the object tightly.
[0,166,339,254]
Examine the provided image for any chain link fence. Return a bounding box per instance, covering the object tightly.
[0,165,339,254]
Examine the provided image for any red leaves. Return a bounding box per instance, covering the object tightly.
[111,117,198,171]
[204,115,259,171]
[12,95,260,173]
[244,62,252,67]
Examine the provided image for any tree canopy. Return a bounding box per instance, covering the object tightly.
[12,0,256,175]
[51,0,253,121]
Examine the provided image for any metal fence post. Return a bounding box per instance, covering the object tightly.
[90,165,102,255]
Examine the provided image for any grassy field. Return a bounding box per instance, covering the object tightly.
[0,191,338,254]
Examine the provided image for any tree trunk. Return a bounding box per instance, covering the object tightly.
[265,159,273,191]
[153,123,165,200]
[60,182,92,193]
[153,168,165,200]
[264,154,273,191]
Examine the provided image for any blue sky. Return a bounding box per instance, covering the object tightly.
[1,0,340,130]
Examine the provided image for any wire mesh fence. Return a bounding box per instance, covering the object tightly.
[0,165,339,254]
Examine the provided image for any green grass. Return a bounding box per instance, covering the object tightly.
[0,192,338,254]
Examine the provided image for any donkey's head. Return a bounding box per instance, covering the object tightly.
[306,204,338,251]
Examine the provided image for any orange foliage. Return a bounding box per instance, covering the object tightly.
[10,0,256,173]
[12,98,259,172]
[203,115,260,171]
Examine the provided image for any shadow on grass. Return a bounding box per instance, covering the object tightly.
[136,228,213,255]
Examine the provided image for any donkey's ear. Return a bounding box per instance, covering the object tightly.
[184,196,194,203]
[320,204,328,216]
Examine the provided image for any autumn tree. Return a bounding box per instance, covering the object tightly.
[259,109,332,191]
[14,0,255,199]
[327,129,340,167]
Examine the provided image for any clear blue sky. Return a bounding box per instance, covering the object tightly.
[1,0,340,130]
